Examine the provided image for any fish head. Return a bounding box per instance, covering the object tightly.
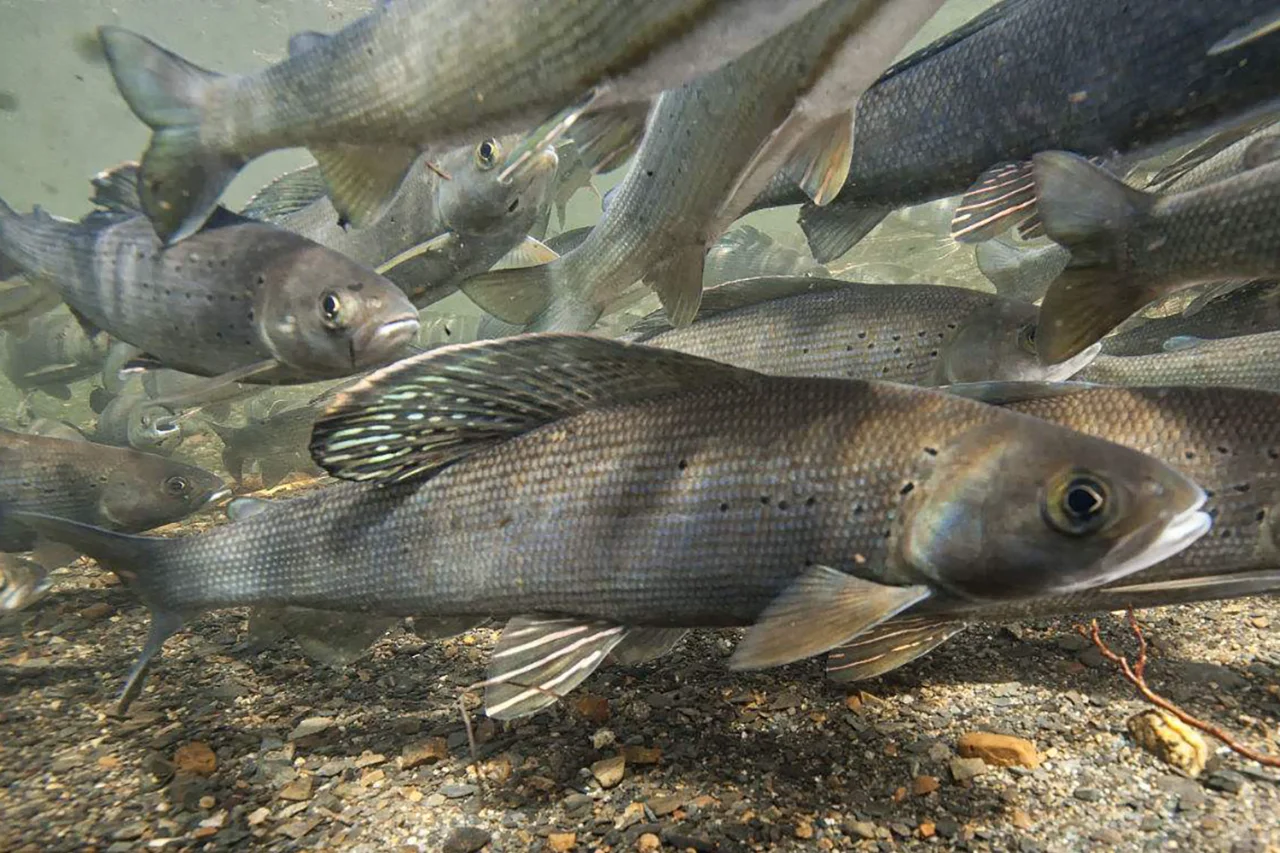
[937,299,1099,384]
[257,249,420,374]
[98,456,227,531]
[436,136,558,236]
[128,403,183,455]
[897,411,1210,600]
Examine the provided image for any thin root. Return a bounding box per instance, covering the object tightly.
[1076,609,1280,768]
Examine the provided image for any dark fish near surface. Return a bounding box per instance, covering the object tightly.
[1102,280,1280,356]
[461,0,946,330]
[98,0,834,242]
[12,335,1208,717]
[204,405,322,487]
[702,226,829,289]
[0,200,420,384]
[628,277,1099,385]
[1075,332,1280,393]
[761,0,1280,262]
[240,137,559,309]
[1034,150,1280,362]
[0,307,112,400]
[826,382,1280,681]
[94,376,184,456]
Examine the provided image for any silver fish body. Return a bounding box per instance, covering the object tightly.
[94,376,184,456]
[1076,331,1280,392]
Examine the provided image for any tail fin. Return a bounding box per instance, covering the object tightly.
[7,510,184,713]
[99,27,242,244]
[1033,151,1159,363]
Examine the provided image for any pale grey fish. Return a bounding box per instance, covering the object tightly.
[12,335,1207,718]
[239,137,559,309]
[1075,331,1280,392]
[97,0,835,242]
[94,376,184,456]
[702,226,829,289]
[202,405,322,488]
[0,307,112,401]
[1033,150,1280,362]
[1102,279,1280,356]
[460,0,947,331]
[0,200,419,384]
[628,277,1099,385]
[827,382,1280,681]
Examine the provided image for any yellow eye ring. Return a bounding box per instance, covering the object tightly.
[475,138,501,170]
[1043,471,1112,536]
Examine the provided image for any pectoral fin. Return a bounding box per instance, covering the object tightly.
[825,616,967,682]
[648,245,705,328]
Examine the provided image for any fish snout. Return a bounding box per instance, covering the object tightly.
[357,313,421,366]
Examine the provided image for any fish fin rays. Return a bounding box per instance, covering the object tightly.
[648,245,704,328]
[240,165,329,221]
[491,236,561,270]
[730,566,931,670]
[825,616,966,682]
[480,616,629,719]
[799,201,889,263]
[779,112,854,206]
[310,143,419,229]
[409,615,487,641]
[950,161,1038,243]
[247,606,396,667]
[1037,268,1162,364]
[564,102,650,175]
[375,232,458,275]
[90,161,144,214]
[458,263,556,326]
[310,334,762,483]
[609,628,689,665]
[1208,8,1280,56]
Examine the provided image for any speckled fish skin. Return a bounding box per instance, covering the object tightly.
[635,279,1093,385]
[0,202,420,381]
[0,428,225,552]
[1076,332,1280,393]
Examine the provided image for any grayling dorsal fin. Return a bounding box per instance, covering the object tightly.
[626,275,852,341]
[941,380,1101,405]
[480,616,630,720]
[240,165,330,221]
[729,566,930,670]
[825,615,967,682]
[90,161,144,213]
[311,334,764,484]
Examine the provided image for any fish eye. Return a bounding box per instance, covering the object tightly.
[1043,472,1112,536]
[475,138,501,170]
[163,475,189,496]
[320,291,344,328]
[1017,323,1038,354]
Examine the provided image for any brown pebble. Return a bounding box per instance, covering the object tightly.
[198,795,216,810]
[795,821,814,839]
[647,794,683,816]
[591,754,626,789]
[96,755,122,771]
[1127,710,1208,778]
[278,776,314,801]
[957,732,1041,768]
[79,602,114,621]
[912,775,940,796]
[173,742,217,776]
[1011,809,1034,830]
[919,821,936,839]
[1251,615,1270,629]
[636,833,661,852]
[622,745,662,765]
[892,786,907,803]
[547,831,577,852]
[400,737,449,769]
[572,694,610,725]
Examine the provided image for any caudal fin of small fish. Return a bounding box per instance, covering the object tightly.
[729,566,931,670]
[824,615,967,682]
[950,160,1038,243]
[311,334,760,484]
[973,238,1069,302]
[98,27,243,243]
[1033,151,1159,363]
[3,510,182,713]
[798,200,890,263]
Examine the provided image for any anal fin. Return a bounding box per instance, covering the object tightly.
[480,616,629,720]
[799,200,890,263]
[825,615,966,682]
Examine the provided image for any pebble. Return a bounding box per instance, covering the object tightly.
[572,694,610,725]
[636,833,661,851]
[278,777,314,801]
[1206,770,1246,795]
[591,728,616,750]
[591,755,626,789]
[912,775,940,796]
[173,742,217,777]
[647,795,682,816]
[1127,710,1208,777]
[958,732,1041,768]
[289,717,334,740]
[440,783,478,799]
[546,831,577,852]
[400,738,449,770]
[441,826,492,853]
[1072,787,1104,802]
[847,821,877,840]
[622,746,662,766]
[950,756,987,782]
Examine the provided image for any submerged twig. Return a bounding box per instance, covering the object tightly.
[425,161,453,181]
[1077,610,1280,768]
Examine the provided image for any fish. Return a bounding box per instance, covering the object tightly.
[460,0,947,330]
[0,199,420,386]
[974,239,1070,304]
[752,0,1280,261]
[0,278,61,334]
[9,335,1209,717]
[826,381,1280,681]
[0,428,226,555]
[1074,332,1280,393]
[0,554,54,612]
[22,418,89,443]
[1033,150,1280,362]
[626,277,1099,385]
[1102,280,1280,356]
[203,405,323,488]
[94,376,184,456]
[238,137,559,309]
[0,307,112,400]
[98,0,837,242]
[702,226,829,289]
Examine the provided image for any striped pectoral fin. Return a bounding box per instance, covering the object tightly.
[729,566,931,670]
[950,161,1039,243]
[480,615,632,720]
[825,615,967,683]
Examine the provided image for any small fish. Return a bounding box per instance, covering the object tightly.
[0,307,112,401]
[94,376,184,456]
[10,335,1207,717]
[0,278,61,335]
[460,0,946,330]
[0,198,420,385]
[0,554,53,611]
[827,381,1280,681]
[1102,279,1280,356]
[97,1,836,242]
[702,226,829,289]
[203,405,322,488]
[238,137,559,309]
[1034,150,1280,362]
[22,418,88,443]
[1075,331,1280,393]
[627,277,1099,385]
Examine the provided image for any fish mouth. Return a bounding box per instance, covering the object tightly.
[1060,491,1211,593]
[1037,341,1101,381]
[202,487,232,509]
[357,315,421,365]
